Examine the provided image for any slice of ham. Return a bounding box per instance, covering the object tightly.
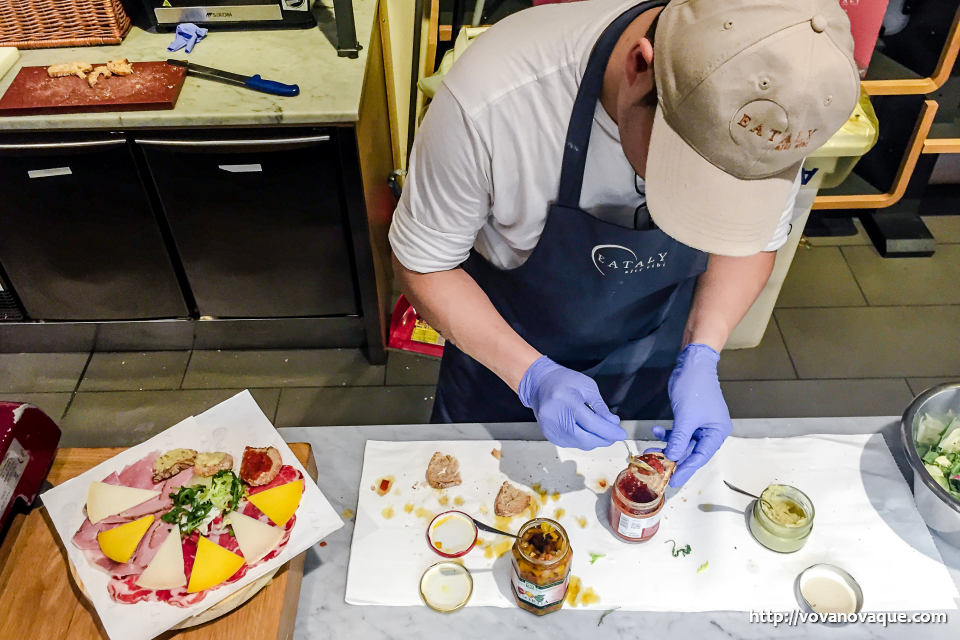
[129,519,171,570]
[116,451,161,489]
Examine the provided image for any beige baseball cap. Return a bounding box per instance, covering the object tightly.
[645,0,860,256]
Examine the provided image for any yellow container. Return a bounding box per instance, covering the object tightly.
[805,89,879,189]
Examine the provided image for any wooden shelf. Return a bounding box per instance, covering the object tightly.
[813,100,938,210]
[922,122,960,154]
[861,6,960,96]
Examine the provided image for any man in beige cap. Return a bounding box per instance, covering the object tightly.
[390,0,859,486]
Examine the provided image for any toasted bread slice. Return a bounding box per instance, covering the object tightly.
[194,451,234,477]
[494,481,531,517]
[426,452,461,489]
[240,446,282,486]
[152,448,197,483]
[106,58,134,76]
[87,65,111,87]
[47,61,93,79]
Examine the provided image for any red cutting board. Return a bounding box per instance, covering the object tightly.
[0,61,186,116]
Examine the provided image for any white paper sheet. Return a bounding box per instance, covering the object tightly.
[346,435,959,612]
[42,390,344,640]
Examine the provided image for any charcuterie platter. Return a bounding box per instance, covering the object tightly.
[40,391,343,640]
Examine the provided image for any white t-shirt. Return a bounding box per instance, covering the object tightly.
[389,0,801,273]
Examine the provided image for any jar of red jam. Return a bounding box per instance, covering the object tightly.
[609,465,664,542]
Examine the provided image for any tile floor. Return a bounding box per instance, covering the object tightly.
[1,215,958,448]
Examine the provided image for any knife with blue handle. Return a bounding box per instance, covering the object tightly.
[167,59,299,97]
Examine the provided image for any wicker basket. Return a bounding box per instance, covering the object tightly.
[0,0,132,49]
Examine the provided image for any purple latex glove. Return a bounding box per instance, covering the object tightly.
[167,23,208,54]
[650,343,732,487]
[518,356,626,450]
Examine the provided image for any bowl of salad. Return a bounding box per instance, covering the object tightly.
[902,382,960,546]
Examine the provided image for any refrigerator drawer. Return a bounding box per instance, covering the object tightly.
[138,133,359,318]
[0,138,188,321]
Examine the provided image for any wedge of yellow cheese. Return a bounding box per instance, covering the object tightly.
[186,536,245,593]
[136,526,186,590]
[86,482,159,524]
[246,479,303,527]
[97,515,154,563]
[227,511,285,565]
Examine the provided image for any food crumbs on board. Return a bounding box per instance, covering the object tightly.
[415,507,435,520]
[554,507,566,519]
[531,483,548,502]
[438,494,450,506]
[697,561,709,574]
[491,448,502,459]
[454,496,465,506]
[598,607,620,626]
[492,538,512,558]
[374,476,395,496]
[341,509,355,519]
[526,501,541,518]
[576,516,588,528]
[393,488,401,496]
[550,491,561,502]
[702,503,714,511]
[565,575,582,605]
[596,478,608,490]
[564,576,599,607]
[589,553,605,565]
[381,506,395,519]
[403,503,414,514]
[319,541,327,547]
[479,504,489,515]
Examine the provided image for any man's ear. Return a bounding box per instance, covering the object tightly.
[625,37,655,86]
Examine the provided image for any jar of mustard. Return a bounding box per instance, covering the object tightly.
[510,518,572,615]
[748,484,815,553]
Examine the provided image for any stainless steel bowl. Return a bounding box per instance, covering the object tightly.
[900,382,960,546]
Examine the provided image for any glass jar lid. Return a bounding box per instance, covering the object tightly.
[420,561,473,613]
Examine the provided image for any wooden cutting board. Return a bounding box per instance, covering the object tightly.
[0,61,186,116]
[0,444,317,640]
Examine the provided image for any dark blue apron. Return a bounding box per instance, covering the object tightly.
[431,0,708,423]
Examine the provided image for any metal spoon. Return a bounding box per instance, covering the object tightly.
[472,518,517,539]
[723,480,774,510]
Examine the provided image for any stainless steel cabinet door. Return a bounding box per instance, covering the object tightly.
[0,138,188,321]
[139,134,359,318]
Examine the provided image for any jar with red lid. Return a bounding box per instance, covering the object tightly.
[608,465,665,542]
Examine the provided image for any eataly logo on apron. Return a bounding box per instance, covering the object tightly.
[591,244,667,276]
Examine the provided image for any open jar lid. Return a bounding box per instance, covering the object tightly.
[426,510,478,558]
[419,561,473,613]
[795,564,863,616]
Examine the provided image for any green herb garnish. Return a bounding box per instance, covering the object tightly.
[697,561,709,574]
[589,553,605,565]
[598,607,620,626]
[161,470,245,534]
[665,539,691,558]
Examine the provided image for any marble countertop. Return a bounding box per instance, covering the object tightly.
[0,0,377,130]
[280,418,960,639]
